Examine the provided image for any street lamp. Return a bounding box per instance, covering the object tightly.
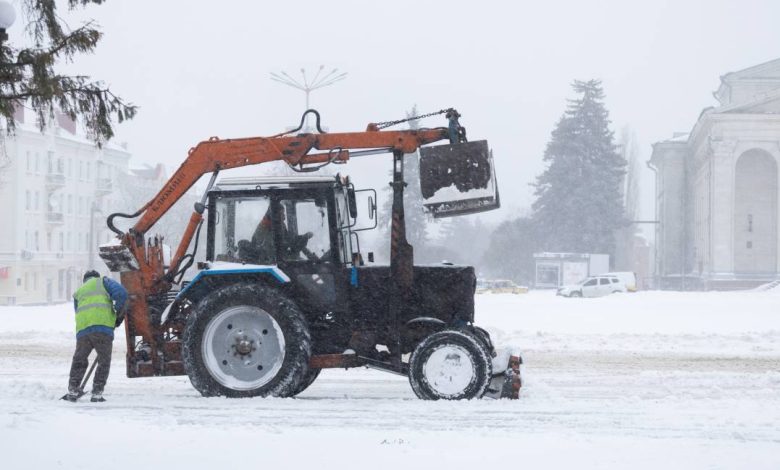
[270,65,347,130]
[0,1,16,43]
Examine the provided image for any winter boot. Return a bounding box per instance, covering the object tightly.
[62,392,79,402]
[90,392,106,403]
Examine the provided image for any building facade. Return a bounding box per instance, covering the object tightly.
[0,108,131,305]
[650,59,780,289]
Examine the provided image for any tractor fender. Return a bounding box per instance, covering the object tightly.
[405,317,446,328]
[176,263,290,306]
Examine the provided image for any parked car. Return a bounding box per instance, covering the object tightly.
[476,279,528,294]
[604,272,638,292]
[556,275,627,298]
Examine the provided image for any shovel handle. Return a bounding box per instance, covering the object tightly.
[78,357,98,393]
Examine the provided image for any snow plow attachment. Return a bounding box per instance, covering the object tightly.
[485,350,523,400]
[419,140,500,218]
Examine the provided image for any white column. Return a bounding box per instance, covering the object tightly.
[710,141,738,275]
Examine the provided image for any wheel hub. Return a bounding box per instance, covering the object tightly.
[423,344,476,397]
[201,306,286,391]
[233,336,256,356]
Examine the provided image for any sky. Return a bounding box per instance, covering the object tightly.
[7,0,780,229]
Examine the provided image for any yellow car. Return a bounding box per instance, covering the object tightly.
[476,279,528,294]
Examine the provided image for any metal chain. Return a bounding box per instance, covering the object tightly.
[373,109,450,129]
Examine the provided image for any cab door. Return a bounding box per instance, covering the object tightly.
[273,188,351,323]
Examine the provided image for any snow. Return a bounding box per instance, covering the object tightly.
[1,290,779,469]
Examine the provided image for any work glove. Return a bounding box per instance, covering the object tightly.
[114,304,127,328]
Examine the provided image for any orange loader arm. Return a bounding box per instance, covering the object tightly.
[130,125,449,275]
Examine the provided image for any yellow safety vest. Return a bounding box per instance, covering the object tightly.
[73,277,116,334]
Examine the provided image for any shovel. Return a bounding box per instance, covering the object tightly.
[60,357,97,401]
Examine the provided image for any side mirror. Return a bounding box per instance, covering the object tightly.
[368,196,376,220]
[347,187,358,219]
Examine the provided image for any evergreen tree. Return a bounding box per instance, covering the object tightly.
[0,0,135,145]
[532,79,626,256]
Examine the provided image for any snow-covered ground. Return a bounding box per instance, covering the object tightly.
[1,290,779,469]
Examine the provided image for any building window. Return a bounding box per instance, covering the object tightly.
[34,191,39,211]
[59,232,64,252]
[86,162,91,181]
[35,153,40,174]
[47,232,51,251]
[67,195,73,214]
[33,273,38,291]
[79,161,83,180]
[67,232,72,251]
[24,230,29,250]
[26,151,31,172]
[34,231,39,251]
[25,191,30,210]
[24,273,29,291]
[68,158,73,177]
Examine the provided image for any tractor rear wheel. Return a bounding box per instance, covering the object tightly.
[408,329,492,400]
[182,283,311,398]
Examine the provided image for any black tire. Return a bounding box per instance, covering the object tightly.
[570,291,582,298]
[292,367,321,396]
[408,329,492,400]
[182,283,311,398]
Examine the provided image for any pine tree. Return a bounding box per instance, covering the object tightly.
[532,79,626,256]
[0,1,135,145]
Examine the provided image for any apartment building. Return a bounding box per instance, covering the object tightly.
[0,107,131,305]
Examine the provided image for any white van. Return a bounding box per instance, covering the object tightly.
[604,272,638,292]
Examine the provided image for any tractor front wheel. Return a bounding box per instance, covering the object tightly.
[408,329,492,400]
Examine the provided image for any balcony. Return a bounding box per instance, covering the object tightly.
[95,177,113,195]
[45,171,66,189]
[46,210,64,225]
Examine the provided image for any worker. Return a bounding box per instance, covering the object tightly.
[239,205,313,263]
[63,270,128,403]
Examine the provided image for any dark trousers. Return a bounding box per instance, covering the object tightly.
[68,332,113,394]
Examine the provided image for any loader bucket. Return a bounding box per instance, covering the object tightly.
[99,242,139,272]
[419,140,500,218]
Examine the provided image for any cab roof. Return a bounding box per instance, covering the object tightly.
[211,175,345,192]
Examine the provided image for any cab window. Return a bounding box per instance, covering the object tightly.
[213,195,274,264]
[278,198,331,262]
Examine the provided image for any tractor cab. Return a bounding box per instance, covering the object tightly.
[203,175,372,268]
